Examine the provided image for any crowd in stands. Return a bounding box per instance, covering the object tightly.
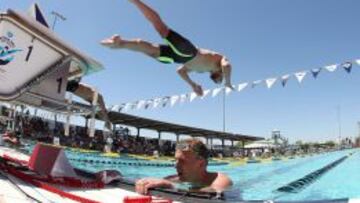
[0,107,176,156]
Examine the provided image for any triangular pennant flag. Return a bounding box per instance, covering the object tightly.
[161,97,170,107]
[201,89,211,99]
[355,59,360,66]
[180,94,188,103]
[212,87,223,97]
[129,102,137,110]
[324,64,338,72]
[170,95,180,107]
[153,98,162,108]
[281,75,290,87]
[251,80,262,88]
[237,83,248,92]
[265,78,277,89]
[342,62,352,73]
[311,68,321,79]
[294,71,307,83]
[109,105,115,111]
[123,103,133,111]
[28,3,50,28]
[130,102,137,110]
[190,92,198,102]
[225,86,235,95]
[118,104,125,112]
[144,100,153,109]
[136,100,146,110]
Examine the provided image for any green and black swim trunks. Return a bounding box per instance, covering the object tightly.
[157,29,198,64]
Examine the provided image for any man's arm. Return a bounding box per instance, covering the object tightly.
[221,57,233,89]
[135,178,175,195]
[207,173,233,193]
[177,66,203,96]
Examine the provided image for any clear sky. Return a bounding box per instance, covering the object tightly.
[2,0,360,143]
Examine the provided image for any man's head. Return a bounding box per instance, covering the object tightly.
[175,138,210,181]
[210,71,223,84]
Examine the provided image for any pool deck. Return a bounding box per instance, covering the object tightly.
[0,146,170,203]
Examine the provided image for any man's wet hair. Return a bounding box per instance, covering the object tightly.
[176,138,210,161]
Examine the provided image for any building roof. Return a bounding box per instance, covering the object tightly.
[108,111,263,142]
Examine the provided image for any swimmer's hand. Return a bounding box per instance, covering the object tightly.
[100,35,123,48]
[135,178,174,195]
[191,83,203,96]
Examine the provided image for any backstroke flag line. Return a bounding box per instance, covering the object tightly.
[112,59,360,112]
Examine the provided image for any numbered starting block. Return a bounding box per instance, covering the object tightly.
[0,5,103,113]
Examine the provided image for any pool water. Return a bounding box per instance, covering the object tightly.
[24,144,360,201]
[226,150,360,201]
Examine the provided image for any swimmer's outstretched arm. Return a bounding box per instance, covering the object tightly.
[177,65,204,96]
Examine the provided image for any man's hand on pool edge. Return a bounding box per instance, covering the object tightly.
[135,178,174,195]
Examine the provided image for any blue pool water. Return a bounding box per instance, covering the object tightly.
[24,145,360,201]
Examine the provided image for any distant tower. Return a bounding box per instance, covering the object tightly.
[272,129,281,146]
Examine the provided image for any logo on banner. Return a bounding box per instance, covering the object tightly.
[0,31,22,66]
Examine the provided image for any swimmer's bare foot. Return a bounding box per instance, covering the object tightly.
[100,35,123,48]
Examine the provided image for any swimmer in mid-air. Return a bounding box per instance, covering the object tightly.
[101,0,233,96]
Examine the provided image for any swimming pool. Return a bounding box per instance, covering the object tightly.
[24,145,360,202]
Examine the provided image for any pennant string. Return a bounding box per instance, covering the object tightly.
[112,59,359,111]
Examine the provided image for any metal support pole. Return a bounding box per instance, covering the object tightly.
[64,94,72,137]
[222,89,226,132]
[158,131,162,152]
[89,91,98,138]
[158,131,161,145]
[137,128,140,138]
[51,11,66,31]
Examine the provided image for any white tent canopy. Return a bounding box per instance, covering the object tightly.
[244,139,281,149]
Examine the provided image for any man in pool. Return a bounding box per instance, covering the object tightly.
[135,138,232,195]
[101,0,234,96]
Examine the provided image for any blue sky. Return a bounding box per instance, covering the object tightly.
[2,0,360,143]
